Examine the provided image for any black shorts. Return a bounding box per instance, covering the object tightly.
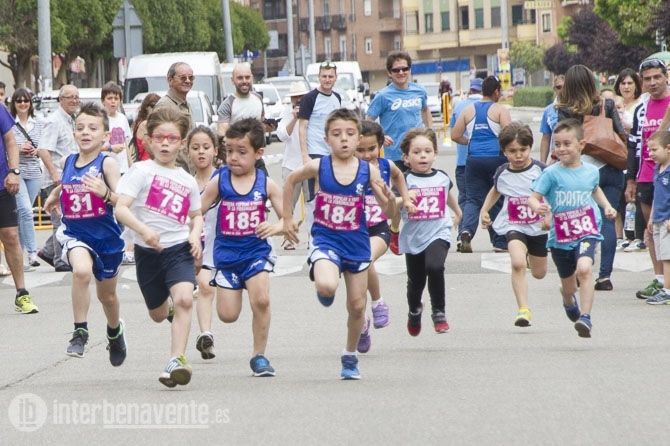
[368,221,391,246]
[550,238,599,279]
[506,231,548,257]
[636,182,654,206]
[0,190,18,228]
[135,242,196,310]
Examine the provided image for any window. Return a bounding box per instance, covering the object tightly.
[405,11,419,34]
[324,0,330,17]
[512,5,523,25]
[352,34,357,58]
[425,13,434,33]
[459,6,469,29]
[542,12,551,32]
[475,8,483,28]
[324,37,332,59]
[393,34,401,50]
[339,0,345,14]
[365,38,373,55]
[393,0,401,18]
[364,0,371,16]
[263,0,286,19]
[491,7,501,27]
[339,35,347,60]
[441,11,450,31]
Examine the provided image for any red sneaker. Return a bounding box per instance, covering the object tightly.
[389,229,400,255]
[432,311,450,333]
[407,307,422,336]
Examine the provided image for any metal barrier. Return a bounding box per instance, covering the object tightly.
[33,195,53,230]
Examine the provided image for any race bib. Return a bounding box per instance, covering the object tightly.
[314,191,363,231]
[145,175,191,224]
[364,195,387,227]
[409,187,445,221]
[507,196,543,225]
[218,200,266,236]
[61,184,107,219]
[109,127,126,145]
[554,206,599,243]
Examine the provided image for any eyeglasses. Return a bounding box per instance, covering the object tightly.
[60,95,79,101]
[639,58,667,72]
[150,133,182,144]
[14,99,30,104]
[175,75,195,82]
[390,66,410,74]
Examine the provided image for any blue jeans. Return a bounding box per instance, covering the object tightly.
[462,155,508,249]
[16,176,41,255]
[597,164,624,279]
[455,165,466,213]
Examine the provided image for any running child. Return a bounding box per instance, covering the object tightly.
[398,128,462,336]
[43,102,127,365]
[283,108,396,380]
[528,119,617,338]
[645,131,670,305]
[200,118,284,377]
[480,122,548,327]
[355,120,414,353]
[115,107,203,387]
[188,125,219,360]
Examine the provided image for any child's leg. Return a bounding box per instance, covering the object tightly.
[168,282,194,357]
[663,260,670,292]
[95,276,120,330]
[575,256,595,314]
[314,260,340,299]
[508,240,530,309]
[216,287,244,323]
[424,240,449,313]
[367,236,388,301]
[343,270,368,352]
[245,272,271,355]
[195,268,215,333]
[69,248,94,324]
[405,251,427,312]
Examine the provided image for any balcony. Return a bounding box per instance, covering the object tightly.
[333,14,347,30]
[316,15,332,31]
[378,16,402,32]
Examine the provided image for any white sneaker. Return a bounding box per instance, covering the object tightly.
[615,239,627,251]
[623,239,644,252]
[122,252,135,265]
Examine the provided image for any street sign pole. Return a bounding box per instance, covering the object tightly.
[37,0,52,91]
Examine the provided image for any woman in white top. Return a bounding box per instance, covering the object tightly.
[614,68,642,133]
[10,88,44,268]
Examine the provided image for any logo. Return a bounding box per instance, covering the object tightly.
[390,97,422,111]
[253,191,263,201]
[8,393,48,432]
[355,183,364,195]
[579,240,591,255]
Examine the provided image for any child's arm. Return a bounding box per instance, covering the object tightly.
[43,185,62,215]
[82,156,121,206]
[592,186,617,219]
[390,162,416,214]
[480,186,501,229]
[257,178,285,240]
[200,173,221,213]
[447,188,462,226]
[283,159,320,244]
[187,210,203,259]
[528,192,551,216]
[115,195,162,250]
[369,164,397,218]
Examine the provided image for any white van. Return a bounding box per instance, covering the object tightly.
[123,52,224,106]
[306,61,368,113]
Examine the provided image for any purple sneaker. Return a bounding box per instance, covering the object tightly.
[357,317,371,353]
[371,300,390,328]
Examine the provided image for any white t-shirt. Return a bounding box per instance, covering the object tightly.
[117,160,201,248]
[108,112,132,173]
[277,104,302,171]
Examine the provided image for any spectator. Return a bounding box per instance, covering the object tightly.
[130,93,160,162]
[539,75,565,163]
[217,62,264,136]
[101,82,132,174]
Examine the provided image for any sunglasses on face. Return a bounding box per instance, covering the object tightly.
[390,66,410,74]
[14,98,30,104]
[639,58,667,72]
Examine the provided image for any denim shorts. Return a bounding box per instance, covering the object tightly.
[550,238,599,279]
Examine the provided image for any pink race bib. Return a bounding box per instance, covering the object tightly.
[553,206,599,243]
[109,127,126,145]
[61,184,107,219]
[314,191,363,231]
[507,196,543,225]
[145,175,191,224]
[409,187,445,221]
[218,200,266,236]
[365,195,387,227]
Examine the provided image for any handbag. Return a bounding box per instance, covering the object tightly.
[582,102,628,169]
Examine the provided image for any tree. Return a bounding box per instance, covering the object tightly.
[510,41,544,86]
[595,0,660,48]
[543,43,577,75]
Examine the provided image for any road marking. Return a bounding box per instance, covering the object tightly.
[3,269,68,288]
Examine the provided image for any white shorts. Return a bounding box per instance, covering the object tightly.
[653,222,670,261]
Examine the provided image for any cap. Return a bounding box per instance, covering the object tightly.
[287,81,310,97]
[469,78,483,92]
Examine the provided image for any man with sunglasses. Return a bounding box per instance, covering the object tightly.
[539,75,565,163]
[366,51,432,170]
[624,58,670,301]
[154,62,194,130]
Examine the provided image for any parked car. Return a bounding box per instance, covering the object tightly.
[34,88,103,118]
[127,90,216,130]
[262,75,311,103]
[253,83,284,142]
[421,81,443,121]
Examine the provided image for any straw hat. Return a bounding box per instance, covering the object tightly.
[287,81,310,97]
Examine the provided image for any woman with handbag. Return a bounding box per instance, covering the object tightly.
[10,88,44,269]
[556,64,627,291]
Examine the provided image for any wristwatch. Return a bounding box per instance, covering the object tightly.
[8,168,20,175]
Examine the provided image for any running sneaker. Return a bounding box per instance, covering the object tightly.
[645,290,670,305]
[106,320,127,367]
[407,306,423,336]
[594,278,613,291]
[66,328,89,358]
[14,294,38,314]
[196,332,216,359]
[250,354,276,377]
[458,231,473,253]
[122,251,135,265]
[371,300,390,328]
[615,239,628,251]
[28,253,40,267]
[357,317,371,353]
[623,239,645,252]
[514,308,532,327]
[317,292,334,307]
[636,279,663,300]
[340,354,361,380]
[563,294,581,322]
[389,229,400,255]
[574,314,592,338]
[23,264,35,272]
[37,250,54,267]
[431,311,449,333]
[158,355,192,387]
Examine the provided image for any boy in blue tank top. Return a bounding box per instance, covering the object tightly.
[43,103,127,366]
[283,109,396,380]
[529,119,617,338]
[201,118,285,377]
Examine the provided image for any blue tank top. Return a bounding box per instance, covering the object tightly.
[61,153,123,254]
[214,167,271,268]
[469,101,501,157]
[365,157,391,231]
[311,156,371,261]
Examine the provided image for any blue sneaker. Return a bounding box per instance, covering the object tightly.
[357,317,371,353]
[645,290,670,305]
[574,314,592,338]
[563,294,581,322]
[250,354,276,377]
[317,292,334,307]
[340,354,360,380]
